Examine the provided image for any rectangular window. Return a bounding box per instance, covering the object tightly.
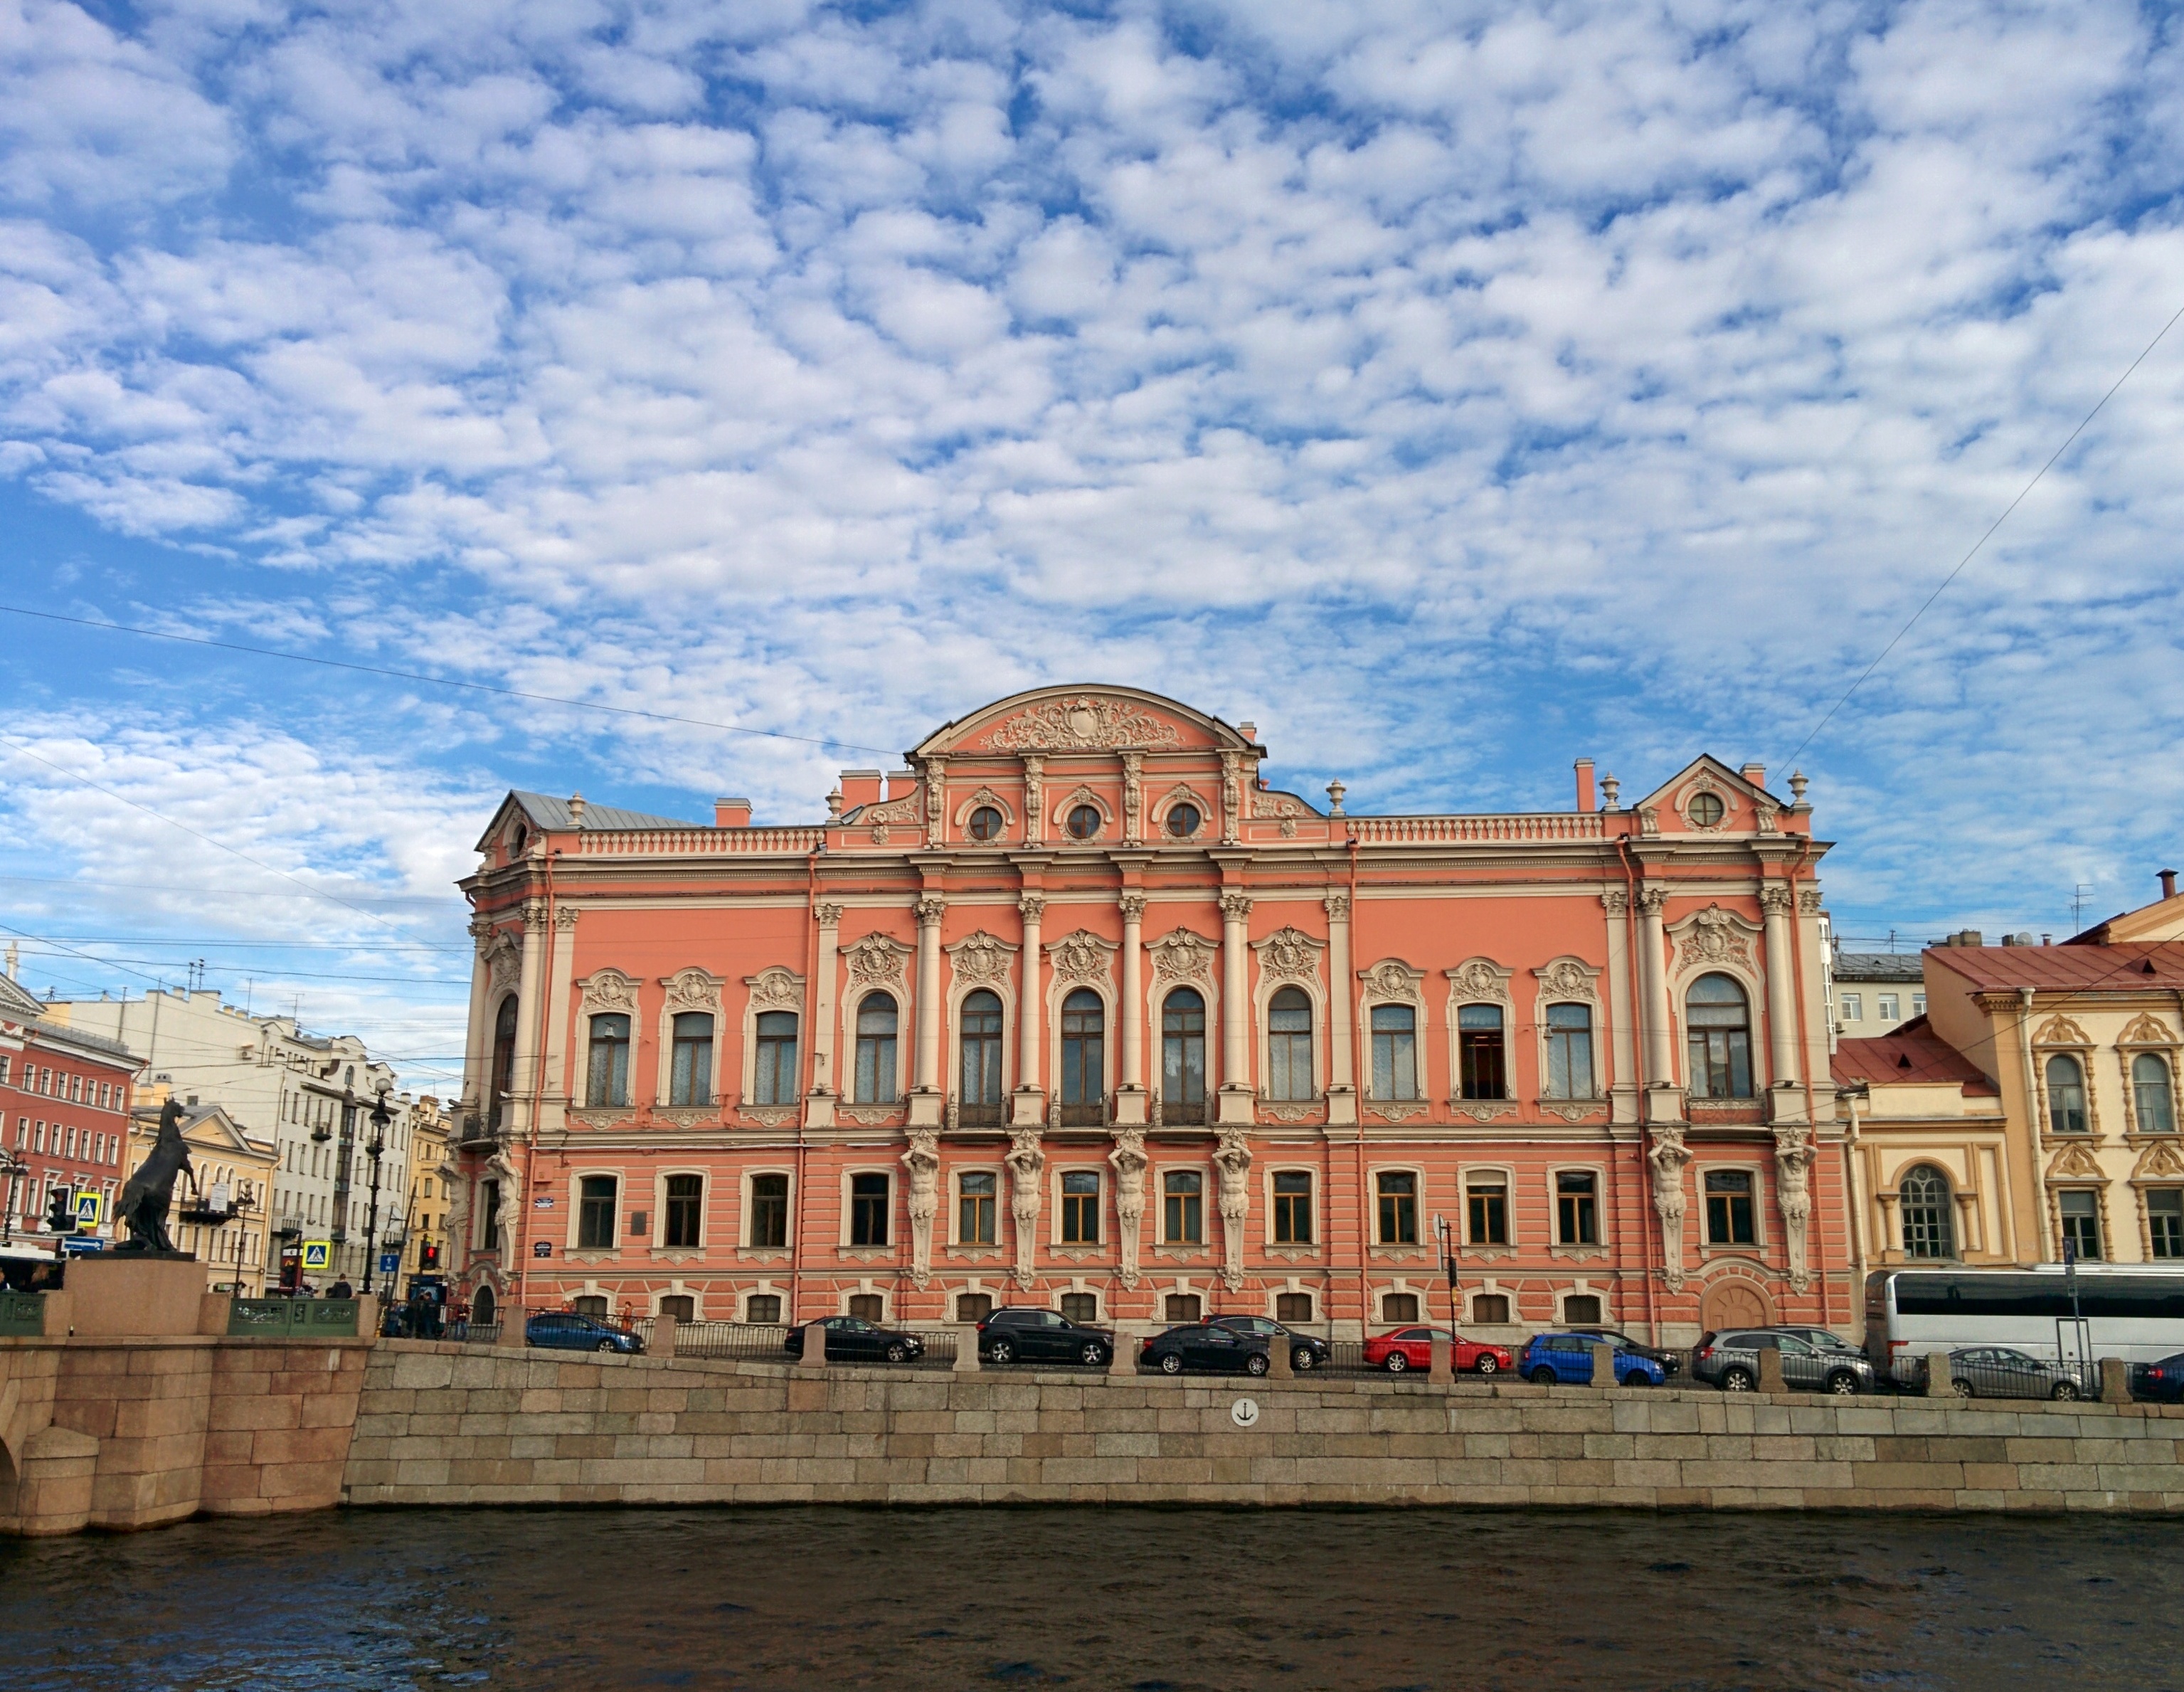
[1164,1293,1202,1323]
[586,1014,632,1108]
[1877,993,1900,1021]
[1272,1170,1313,1244]
[1912,993,1926,1016]
[850,1173,890,1247]
[1059,1292,1098,1325]
[1457,1004,1506,1099]
[1840,993,1862,1022]
[1061,1170,1100,1244]
[1466,1174,1508,1247]
[1557,1171,1599,1246]
[955,1292,993,1323]
[1369,1004,1419,1101]
[1545,1005,1595,1099]
[2148,1190,2184,1260]
[1381,1291,1419,1323]
[1275,1291,1314,1323]
[1705,1168,1756,1246]
[1470,1292,1510,1324]
[1163,1170,1203,1244]
[848,1294,885,1322]
[664,1174,703,1247]
[749,1173,789,1249]
[1376,1170,1418,1245]
[958,1171,997,1244]
[746,1294,783,1324]
[669,1012,714,1107]
[577,1175,617,1249]
[753,1011,799,1106]
[2059,1190,2102,1262]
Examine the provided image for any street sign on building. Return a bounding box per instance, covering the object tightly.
[301,1239,332,1271]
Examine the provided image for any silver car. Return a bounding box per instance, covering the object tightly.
[1693,1328,1876,1395]
[1929,1345,2087,1401]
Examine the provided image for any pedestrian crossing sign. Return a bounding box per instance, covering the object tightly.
[73,1190,104,1228]
[302,1239,332,1271]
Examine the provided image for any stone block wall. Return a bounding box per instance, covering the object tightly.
[344,1343,2184,1513]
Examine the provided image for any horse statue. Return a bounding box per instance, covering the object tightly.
[115,1098,196,1255]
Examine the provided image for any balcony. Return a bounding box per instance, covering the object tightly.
[1056,1100,1106,1129]
[948,1096,1007,1131]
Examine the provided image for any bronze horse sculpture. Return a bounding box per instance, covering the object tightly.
[115,1098,196,1255]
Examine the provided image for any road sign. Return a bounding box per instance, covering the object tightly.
[533,1240,552,1258]
[301,1239,332,1271]
[378,1253,398,1274]
[62,1236,106,1254]
[73,1190,105,1229]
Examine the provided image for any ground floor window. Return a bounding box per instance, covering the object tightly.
[1705,1169,1756,1246]
[573,1294,608,1318]
[746,1294,781,1324]
[1470,1292,1510,1324]
[1275,1291,1313,1323]
[1381,1291,1419,1323]
[1466,1174,1508,1246]
[956,1292,994,1322]
[1563,1293,1603,1324]
[659,1294,694,1321]
[847,1294,885,1321]
[1165,1293,1202,1322]
[1059,1292,1098,1325]
[2151,1190,2184,1259]
[2058,1189,2103,1260]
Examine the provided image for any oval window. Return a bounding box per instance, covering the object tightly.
[1067,804,1102,840]
[1688,792,1724,827]
[1165,803,1200,837]
[967,805,1003,841]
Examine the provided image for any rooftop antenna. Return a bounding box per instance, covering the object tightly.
[186,957,206,992]
[2072,884,2092,931]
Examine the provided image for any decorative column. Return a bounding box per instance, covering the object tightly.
[921,756,948,848]
[1006,1128,1045,1289]
[539,906,580,1133]
[1600,890,1637,1124]
[912,896,945,1123]
[903,1128,939,1289]
[1021,756,1044,846]
[1325,891,1357,1125]
[1218,892,1253,1124]
[1014,893,1046,1127]
[1638,886,1675,1121]
[462,916,495,1116]
[1115,893,1147,1124]
[1759,884,1802,1109]
[1219,751,1244,845]
[808,902,842,1127]
[507,898,548,1131]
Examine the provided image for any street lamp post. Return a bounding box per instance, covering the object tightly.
[360,1091,391,1298]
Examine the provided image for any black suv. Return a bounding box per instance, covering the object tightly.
[977,1307,1114,1367]
[1210,1315,1332,1373]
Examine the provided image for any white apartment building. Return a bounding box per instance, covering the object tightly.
[46,988,421,1289]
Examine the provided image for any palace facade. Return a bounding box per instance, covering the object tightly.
[449,687,1843,1343]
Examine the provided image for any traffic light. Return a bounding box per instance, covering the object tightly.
[45,1188,78,1235]
[420,1240,440,1269]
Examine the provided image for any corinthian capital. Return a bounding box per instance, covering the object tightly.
[1219,892,1253,921]
[553,906,581,931]
[1322,892,1352,921]
[815,901,845,928]
[1118,893,1147,922]
[1637,887,1668,916]
[914,895,947,925]
[1758,884,1793,916]
[1017,893,1047,921]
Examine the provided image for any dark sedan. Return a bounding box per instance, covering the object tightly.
[1211,1314,1331,1373]
[1140,1321,1272,1376]
[2131,1352,2184,1403]
[526,1311,645,1354]
[784,1315,926,1364]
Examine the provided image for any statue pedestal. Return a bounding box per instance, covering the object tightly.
[64,1256,205,1338]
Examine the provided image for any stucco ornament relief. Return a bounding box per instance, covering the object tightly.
[1360,960,1422,1002]
[1020,756,1044,845]
[662,968,721,1012]
[860,791,923,826]
[901,1129,940,1290]
[746,968,802,1011]
[1005,1130,1046,1289]
[2119,1013,2180,1047]
[988,696,1183,752]
[486,1147,521,1255]
[1251,792,1310,838]
[844,934,912,988]
[1049,931,1115,985]
[1646,1125,1692,1291]
[1219,751,1244,845]
[1257,927,1323,983]
[1679,772,1732,831]
[1773,1126,1815,1293]
[948,931,1014,986]
[2033,1015,2094,1048]
[578,968,640,1014]
[1214,1128,1253,1291]
[1123,752,1144,844]
[2133,1138,2184,1180]
[1534,959,1596,1003]
[1109,1128,1148,1288]
[1150,929,1217,984]
[1446,958,1512,1004]
[2047,1140,2104,1180]
[1674,906,1754,973]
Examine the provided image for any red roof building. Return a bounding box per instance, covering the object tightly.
[0,971,139,1247]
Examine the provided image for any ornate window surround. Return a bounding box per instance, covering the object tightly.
[654,967,727,1116]
[948,1159,1006,1249]
[834,1282,891,1321]
[1152,782,1214,839]
[1532,956,1607,1116]
[1253,926,1327,1109]
[1366,1160,1428,1252]
[1046,1161,1106,1249]
[739,1167,793,1254]
[839,933,914,1110]
[2129,1136,2184,1257]
[738,1281,785,1322]
[1664,906,1767,1093]
[1050,785,1115,838]
[1456,1159,1519,1258]
[945,930,1019,1106]
[1154,1158,1214,1249]
[1374,1279,1424,1325]
[1673,769,1739,832]
[573,968,641,1117]
[650,1167,709,1255]
[563,1165,622,1257]
[837,1165,898,1252]
[1692,1157,1769,1256]
[1046,929,1119,1106]
[1444,956,1516,1117]
[1544,1160,1611,1260]
[1357,957,1428,1113]
[2040,1158,2112,1262]
[2116,1014,2183,1138]
[1259,1162,1321,1254]
[1146,928,1223,1103]
[2030,1014,2103,1143]
[738,966,806,1122]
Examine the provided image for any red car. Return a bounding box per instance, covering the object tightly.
[1362,1326,1514,1375]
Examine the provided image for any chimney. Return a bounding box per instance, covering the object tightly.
[1574,758,1596,813]
[839,770,883,811]
[1741,762,1766,790]
[886,769,919,801]
[1237,721,1258,744]
[2162,869,2178,901]
[714,797,752,828]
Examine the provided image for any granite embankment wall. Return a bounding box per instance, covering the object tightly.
[344,1343,2184,1513]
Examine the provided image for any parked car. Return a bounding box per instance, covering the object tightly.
[1692,1329,1874,1395]
[526,1311,645,1355]
[1142,1321,1273,1376]
[783,1314,927,1364]
[1569,1326,1683,1378]
[977,1306,1113,1367]
[1519,1331,1665,1387]
[1210,1314,1332,1373]
[1362,1326,1515,1376]
[1922,1345,2085,1401]
[2131,1351,2184,1404]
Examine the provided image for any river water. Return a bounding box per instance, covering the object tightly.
[3,1506,2177,1690]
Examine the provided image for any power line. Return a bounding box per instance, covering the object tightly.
[0,872,454,905]
[0,603,898,756]
[1778,298,2184,771]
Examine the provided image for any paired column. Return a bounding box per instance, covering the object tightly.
[1324,892,1356,1123]
[1119,893,1146,1092]
[1759,884,1800,1090]
[1638,887,1673,1089]
[539,907,580,1130]
[1219,892,1252,1119]
[462,916,494,1116]
[914,896,945,1092]
[811,902,843,1096]
[1017,893,1045,1096]
[508,899,548,1126]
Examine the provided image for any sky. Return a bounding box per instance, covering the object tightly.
[1,0,2182,1092]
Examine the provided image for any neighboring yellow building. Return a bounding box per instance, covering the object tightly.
[402,1095,452,1284]
[124,1098,277,1294]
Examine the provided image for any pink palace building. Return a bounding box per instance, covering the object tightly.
[449,687,1843,1344]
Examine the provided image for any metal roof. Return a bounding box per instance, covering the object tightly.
[511,791,690,832]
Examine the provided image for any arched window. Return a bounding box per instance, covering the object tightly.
[959,989,1004,1123]
[854,994,898,1104]
[1686,973,1754,1099]
[753,1011,798,1106]
[488,995,519,1128]
[2134,1053,2175,1133]
[1458,1004,1506,1100]
[1162,988,1207,1123]
[1266,986,1313,1101]
[1545,1004,1594,1099]
[2046,1054,2088,1133]
[1059,989,1105,1125]
[669,1012,714,1107]
[1369,1003,1418,1100]
[1899,1165,1954,1259]
[585,1014,631,1108]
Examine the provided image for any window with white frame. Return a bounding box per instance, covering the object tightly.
[1369,1004,1419,1100]
[576,1175,617,1249]
[1704,1168,1755,1245]
[2134,1054,2176,1133]
[1162,1169,1203,1243]
[668,1013,714,1107]
[748,1173,789,1249]
[1457,1004,1506,1099]
[1376,1170,1418,1244]
[849,1173,890,1246]
[1556,1171,1599,1246]
[1060,1170,1100,1243]
[2148,1190,2184,1259]
[1465,1171,1508,1246]
[1272,1170,1313,1244]
[585,1015,631,1108]
[1877,993,1899,1021]
[854,994,900,1104]
[753,1011,799,1105]
[1544,1005,1595,1099]
[958,1171,997,1244]
[2046,1054,2089,1133]
[1266,987,1314,1101]
[1840,993,1862,1021]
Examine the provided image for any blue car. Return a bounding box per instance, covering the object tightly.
[526,1311,645,1354]
[1519,1331,1664,1387]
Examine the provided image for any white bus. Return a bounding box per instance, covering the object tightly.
[1865,1266,2184,1369]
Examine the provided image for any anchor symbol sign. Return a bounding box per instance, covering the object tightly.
[1230,1397,1261,1429]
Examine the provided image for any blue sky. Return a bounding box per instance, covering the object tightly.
[3,0,2183,1091]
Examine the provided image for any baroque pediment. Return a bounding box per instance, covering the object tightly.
[2032,1015,2094,1048]
[2133,1138,2184,1180]
[2119,1013,2179,1048]
[2045,1140,2105,1179]
[916,685,1250,758]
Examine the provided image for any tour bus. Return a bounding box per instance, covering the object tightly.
[1865,1266,2184,1370]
